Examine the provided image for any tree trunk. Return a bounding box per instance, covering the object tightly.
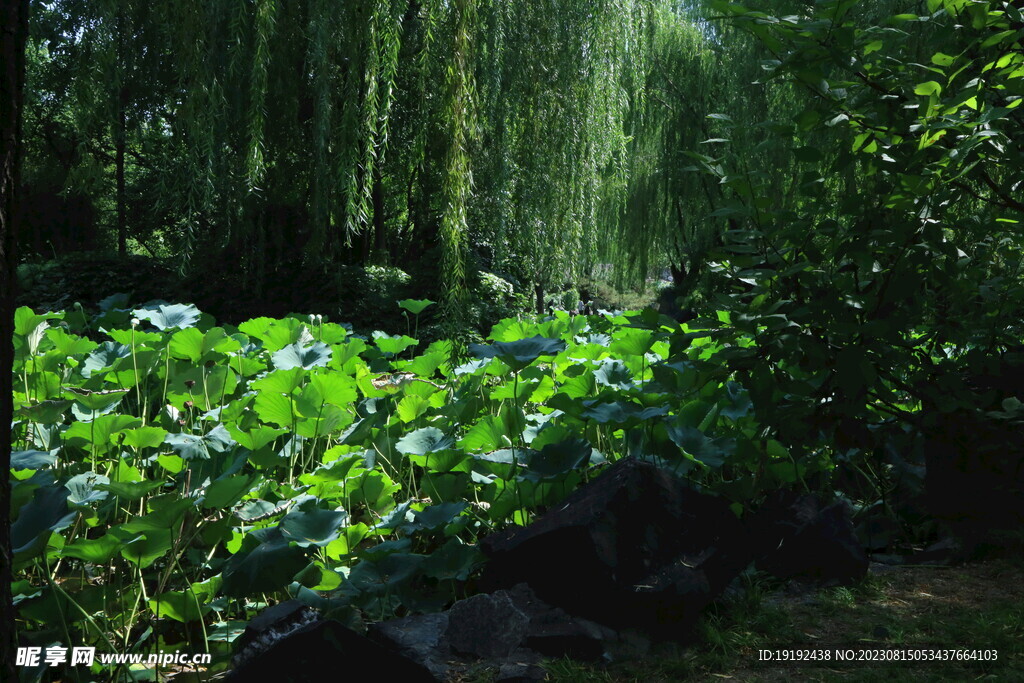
[115,10,127,255]
[116,106,127,256]
[372,167,385,263]
[535,283,545,315]
[1,1,30,678]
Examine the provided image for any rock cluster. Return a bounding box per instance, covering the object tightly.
[228,458,868,681]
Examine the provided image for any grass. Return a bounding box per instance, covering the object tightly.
[540,559,1024,682]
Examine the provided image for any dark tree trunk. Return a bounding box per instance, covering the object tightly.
[360,222,371,264]
[535,283,544,315]
[1,1,30,678]
[115,10,127,255]
[372,167,385,262]
[115,107,127,256]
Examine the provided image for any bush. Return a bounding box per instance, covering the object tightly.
[579,277,664,312]
[468,271,530,334]
[16,252,177,313]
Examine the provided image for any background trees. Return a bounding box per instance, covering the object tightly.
[21,0,661,331]
[16,0,1024,447]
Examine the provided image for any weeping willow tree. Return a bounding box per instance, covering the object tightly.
[597,2,804,302]
[25,0,677,326]
[602,0,929,309]
[472,0,651,312]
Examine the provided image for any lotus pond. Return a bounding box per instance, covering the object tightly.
[11,299,844,680]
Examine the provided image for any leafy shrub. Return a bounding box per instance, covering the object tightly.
[467,271,530,334]
[579,277,664,312]
[16,252,177,313]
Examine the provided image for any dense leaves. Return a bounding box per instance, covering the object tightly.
[10,302,809,674]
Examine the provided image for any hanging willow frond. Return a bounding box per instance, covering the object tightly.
[440,0,478,343]
[246,0,276,191]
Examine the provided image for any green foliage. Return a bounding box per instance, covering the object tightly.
[15,253,177,312]
[11,301,815,675]
[658,0,1024,462]
[24,0,658,331]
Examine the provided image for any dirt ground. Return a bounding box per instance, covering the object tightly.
[697,559,1024,682]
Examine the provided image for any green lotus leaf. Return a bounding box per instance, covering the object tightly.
[133,302,202,331]
[97,479,166,500]
[12,485,76,559]
[468,335,566,372]
[593,358,635,391]
[17,400,72,424]
[61,534,122,564]
[610,328,655,357]
[65,387,128,413]
[666,425,729,468]
[410,502,467,532]
[396,427,454,456]
[81,342,131,378]
[66,472,111,505]
[421,539,481,581]
[221,527,310,597]
[372,332,419,356]
[523,438,592,479]
[121,426,169,450]
[11,450,56,470]
[45,327,98,357]
[397,299,435,315]
[65,414,141,453]
[227,424,286,451]
[202,473,259,509]
[272,341,332,370]
[116,528,172,568]
[149,591,209,623]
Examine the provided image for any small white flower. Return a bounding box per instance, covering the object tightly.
[130,318,140,327]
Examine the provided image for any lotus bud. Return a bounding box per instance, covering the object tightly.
[131,318,140,327]
[309,314,316,324]
[184,380,196,389]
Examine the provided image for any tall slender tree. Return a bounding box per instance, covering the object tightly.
[2,0,31,677]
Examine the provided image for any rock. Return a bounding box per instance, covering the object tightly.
[923,408,1024,550]
[368,612,451,681]
[504,583,615,662]
[918,352,1024,552]
[227,618,435,683]
[446,591,531,659]
[496,650,546,682]
[480,457,751,635]
[751,491,868,585]
[230,600,320,672]
[370,585,614,681]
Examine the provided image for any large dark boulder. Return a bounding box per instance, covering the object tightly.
[228,604,434,683]
[923,409,1024,550]
[368,613,451,681]
[506,583,614,662]
[445,591,531,659]
[750,490,868,585]
[479,457,751,635]
[918,350,1024,552]
[368,584,614,681]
